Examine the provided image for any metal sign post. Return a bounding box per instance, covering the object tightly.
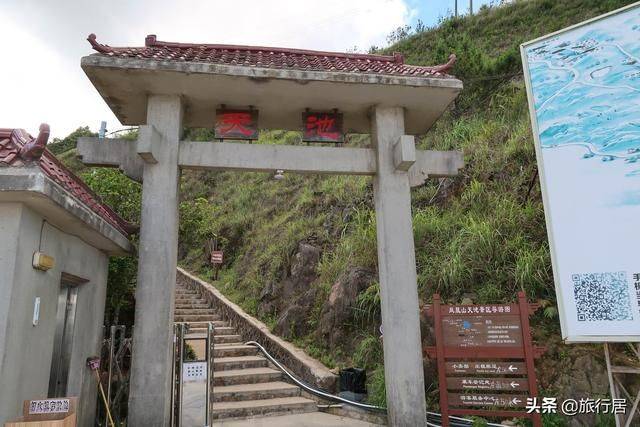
[172,322,215,427]
[426,291,545,427]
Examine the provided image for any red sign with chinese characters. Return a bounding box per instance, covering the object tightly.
[215,109,259,140]
[425,292,545,427]
[302,111,343,143]
[210,250,223,265]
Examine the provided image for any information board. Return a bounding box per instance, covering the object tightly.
[521,3,640,342]
[425,292,544,427]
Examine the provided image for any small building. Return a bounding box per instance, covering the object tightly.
[0,124,132,425]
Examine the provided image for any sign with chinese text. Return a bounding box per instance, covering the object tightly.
[27,398,70,415]
[426,292,544,427]
[449,393,527,408]
[445,361,525,375]
[211,250,223,264]
[215,109,259,140]
[521,3,640,342]
[446,377,528,392]
[302,111,343,143]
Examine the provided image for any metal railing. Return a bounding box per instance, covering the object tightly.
[244,341,504,427]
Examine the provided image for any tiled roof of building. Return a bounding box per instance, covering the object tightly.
[0,125,133,236]
[86,34,457,78]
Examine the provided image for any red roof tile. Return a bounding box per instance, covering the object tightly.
[0,125,133,236]
[87,34,457,78]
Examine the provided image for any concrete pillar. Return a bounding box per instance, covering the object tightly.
[128,95,183,426]
[371,105,427,426]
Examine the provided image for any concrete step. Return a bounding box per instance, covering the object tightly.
[213,367,281,386]
[214,334,243,344]
[212,381,300,402]
[213,344,258,358]
[175,299,206,305]
[214,355,268,371]
[176,295,207,304]
[211,396,317,420]
[175,320,228,328]
[175,303,210,309]
[175,290,201,295]
[174,308,219,316]
[175,314,221,322]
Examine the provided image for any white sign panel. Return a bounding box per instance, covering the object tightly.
[521,2,640,342]
[183,361,207,382]
[28,398,70,415]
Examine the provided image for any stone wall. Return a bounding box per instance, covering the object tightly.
[176,267,338,392]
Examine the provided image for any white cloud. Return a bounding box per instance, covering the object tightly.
[0,0,414,138]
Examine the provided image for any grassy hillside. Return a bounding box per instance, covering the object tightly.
[54,1,637,424]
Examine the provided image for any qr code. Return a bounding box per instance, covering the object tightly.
[572,272,632,321]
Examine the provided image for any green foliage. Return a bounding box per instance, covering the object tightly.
[47,126,96,154]
[81,168,141,222]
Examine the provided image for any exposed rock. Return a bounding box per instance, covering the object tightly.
[552,353,609,427]
[534,334,611,427]
[269,242,321,338]
[318,267,376,347]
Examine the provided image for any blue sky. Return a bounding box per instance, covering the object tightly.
[410,0,497,27]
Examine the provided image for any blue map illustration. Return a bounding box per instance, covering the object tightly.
[526,9,640,179]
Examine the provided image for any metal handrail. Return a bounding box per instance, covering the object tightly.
[245,340,504,427]
[245,341,385,412]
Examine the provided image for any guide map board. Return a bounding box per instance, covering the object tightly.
[521,2,640,342]
[425,292,544,427]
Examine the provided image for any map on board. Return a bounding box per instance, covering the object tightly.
[522,4,640,341]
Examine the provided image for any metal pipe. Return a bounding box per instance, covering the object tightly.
[205,321,215,427]
[177,323,186,427]
[104,326,115,427]
[170,324,177,427]
[245,341,504,427]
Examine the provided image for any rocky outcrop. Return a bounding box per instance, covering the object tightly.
[318,267,376,348]
[259,242,321,339]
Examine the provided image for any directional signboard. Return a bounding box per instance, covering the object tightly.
[449,393,527,408]
[445,361,525,375]
[446,377,529,392]
[426,291,544,427]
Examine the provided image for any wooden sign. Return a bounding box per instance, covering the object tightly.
[27,398,71,415]
[210,250,223,264]
[449,393,527,408]
[446,377,528,391]
[445,361,526,375]
[442,315,523,348]
[5,397,79,424]
[215,109,258,140]
[302,111,343,143]
[426,291,544,427]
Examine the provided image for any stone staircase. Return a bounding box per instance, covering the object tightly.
[174,283,318,421]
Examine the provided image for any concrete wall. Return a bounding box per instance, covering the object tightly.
[0,202,109,426]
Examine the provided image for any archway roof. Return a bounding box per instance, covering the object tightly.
[82,34,463,133]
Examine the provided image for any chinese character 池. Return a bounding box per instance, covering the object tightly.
[306,114,340,140]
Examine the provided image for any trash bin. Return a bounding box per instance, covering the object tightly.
[339,367,367,394]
